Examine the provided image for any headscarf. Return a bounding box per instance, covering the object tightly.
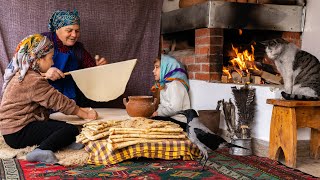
[48,9,80,32]
[2,34,53,92]
[151,54,189,92]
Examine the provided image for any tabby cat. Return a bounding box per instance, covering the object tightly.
[262,38,320,100]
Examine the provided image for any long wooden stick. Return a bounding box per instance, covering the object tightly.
[64,72,71,76]
[42,72,71,79]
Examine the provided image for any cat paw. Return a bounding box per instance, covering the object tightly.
[281,91,291,100]
[281,91,319,101]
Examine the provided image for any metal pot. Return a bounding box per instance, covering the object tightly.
[229,138,252,156]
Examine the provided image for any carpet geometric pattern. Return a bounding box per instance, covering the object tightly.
[1,149,318,180]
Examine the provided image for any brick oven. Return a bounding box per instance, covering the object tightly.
[161,1,304,84]
[160,1,306,156]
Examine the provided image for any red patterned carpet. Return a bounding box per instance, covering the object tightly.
[1,149,318,179]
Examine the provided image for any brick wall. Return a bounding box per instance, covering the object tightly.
[163,28,224,82]
[282,32,302,48]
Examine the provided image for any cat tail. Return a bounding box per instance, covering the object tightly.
[281,91,319,101]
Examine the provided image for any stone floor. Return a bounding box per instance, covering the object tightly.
[252,143,319,177]
[221,131,320,177]
[295,156,320,177]
[258,142,320,177]
[255,140,320,178]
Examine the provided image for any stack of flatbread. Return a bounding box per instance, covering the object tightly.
[76,120,123,144]
[107,117,186,151]
[76,117,187,151]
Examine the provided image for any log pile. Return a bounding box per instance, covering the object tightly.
[222,69,282,85]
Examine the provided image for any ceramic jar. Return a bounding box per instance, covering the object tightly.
[237,0,248,3]
[123,96,157,117]
[179,0,208,8]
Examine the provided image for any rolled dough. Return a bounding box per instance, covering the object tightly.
[70,59,137,102]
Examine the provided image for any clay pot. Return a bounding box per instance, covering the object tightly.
[179,0,208,8]
[123,96,157,117]
[198,110,221,134]
[247,0,257,3]
[256,0,273,4]
[237,0,248,3]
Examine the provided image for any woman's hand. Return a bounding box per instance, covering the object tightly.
[87,108,98,120]
[76,107,98,120]
[151,111,158,117]
[95,55,108,66]
[43,67,65,81]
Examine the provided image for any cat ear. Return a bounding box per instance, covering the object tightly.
[259,40,270,46]
[275,38,289,44]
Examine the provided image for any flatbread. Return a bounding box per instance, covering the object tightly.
[76,134,86,143]
[82,127,110,136]
[84,131,110,141]
[70,59,137,102]
[107,140,141,151]
[147,128,183,133]
[109,134,186,139]
[84,119,123,127]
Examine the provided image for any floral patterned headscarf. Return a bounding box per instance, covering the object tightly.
[48,9,80,32]
[151,54,189,92]
[2,34,53,92]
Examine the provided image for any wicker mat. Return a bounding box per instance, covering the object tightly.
[0,136,88,167]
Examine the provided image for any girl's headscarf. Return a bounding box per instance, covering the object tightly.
[2,34,53,92]
[151,54,189,92]
[48,9,80,32]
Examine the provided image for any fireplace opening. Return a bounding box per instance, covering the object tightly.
[222,29,284,84]
[161,28,301,84]
[162,29,195,54]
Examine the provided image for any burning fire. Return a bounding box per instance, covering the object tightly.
[223,43,259,80]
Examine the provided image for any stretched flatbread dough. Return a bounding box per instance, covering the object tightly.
[70,59,137,102]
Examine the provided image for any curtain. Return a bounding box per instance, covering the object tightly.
[0,0,163,107]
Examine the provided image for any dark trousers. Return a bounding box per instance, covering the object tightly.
[151,116,187,132]
[3,120,79,152]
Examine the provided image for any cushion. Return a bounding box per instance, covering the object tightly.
[85,139,200,165]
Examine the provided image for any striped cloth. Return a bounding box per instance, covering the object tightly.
[85,139,201,165]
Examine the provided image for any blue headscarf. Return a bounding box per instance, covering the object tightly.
[48,9,80,32]
[152,54,189,92]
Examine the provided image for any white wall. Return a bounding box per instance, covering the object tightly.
[189,80,312,141]
[301,0,320,58]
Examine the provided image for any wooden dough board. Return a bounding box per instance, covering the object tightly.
[50,108,130,125]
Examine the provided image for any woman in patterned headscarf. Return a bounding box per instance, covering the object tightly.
[150,54,191,131]
[2,34,54,92]
[0,34,98,163]
[42,9,107,102]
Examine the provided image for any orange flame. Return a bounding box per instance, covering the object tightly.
[223,43,259,81]
[223,67,232,79]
